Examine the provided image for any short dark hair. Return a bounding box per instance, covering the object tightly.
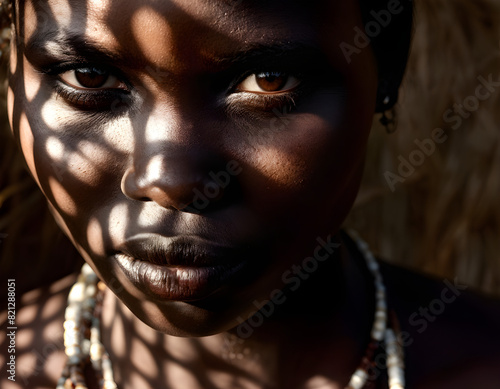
[359,0,414,111]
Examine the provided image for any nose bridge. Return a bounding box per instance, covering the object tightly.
[135,99,211,168]
[121,107,224,211]
[134,142,208,187]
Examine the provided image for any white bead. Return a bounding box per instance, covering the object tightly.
[388,366,405,387]
[81,263,94,277]
[371,328,385,341]
[68,283,86,303]
[64,333,80,346]
[63,320,77,330]
[82,339,91,355]
[64,305,82,322]
[85,284,97,298]
[102,357,116,382]
[385,328,396,343]
[373,317,386,332]
[91,325,100,343]
[90,343,104,360]
[387,354,401,367]
[367,261,379,273]
[375,310,387,321]
[347,368,368,389]
[65,345,82,357]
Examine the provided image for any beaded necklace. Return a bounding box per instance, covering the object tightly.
[57,232,405,389]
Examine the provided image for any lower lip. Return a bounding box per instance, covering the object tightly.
[114,254,247,301]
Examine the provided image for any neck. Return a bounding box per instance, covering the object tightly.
[100,232,376,389]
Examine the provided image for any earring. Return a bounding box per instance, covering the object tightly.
[379,96,397,133]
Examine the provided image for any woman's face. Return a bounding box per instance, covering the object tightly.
[9,0,377,335]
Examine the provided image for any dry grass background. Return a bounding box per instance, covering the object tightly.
[346,0,500,296]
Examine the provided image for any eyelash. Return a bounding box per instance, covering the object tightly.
[53,82,130,112]
[49,65,304,113]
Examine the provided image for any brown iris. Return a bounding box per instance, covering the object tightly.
[75,67,109,88]
[255,71,288,92]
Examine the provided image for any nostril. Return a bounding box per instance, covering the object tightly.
[120,151,239,212]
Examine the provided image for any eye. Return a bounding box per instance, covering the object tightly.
[237,71,300,94]
[59,67,126,90]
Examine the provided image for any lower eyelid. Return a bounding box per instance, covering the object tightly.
[226,90,299,112]
[53,82,131,112]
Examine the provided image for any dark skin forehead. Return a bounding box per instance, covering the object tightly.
[19,0,363,77]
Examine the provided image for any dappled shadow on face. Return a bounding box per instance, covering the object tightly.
[8,0,379,386]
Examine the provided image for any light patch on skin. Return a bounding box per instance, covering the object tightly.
[144,107,175,143]
[107,301,127,359]
[107,202,130,248]
[304,375,336,388]
[245,115,333,188]
[45,136,65,161]
[47,176,78,217]
[165,358,205,389]
[142,154,165,184]
[85,0,122,55]
[7,86,15,132]
[24,66,42,103]
[130,338,160,379]
[23,0,37,43]
[130,6,173,68]
[15,326,34,350]
[137,203,154,228]
[17,112,41,187]
[16,352,37,381]
[47,0,73,29]
[9,32,16,75]
[42,40,70,62]
[87,217,106,256]
[63,140,113,186]
[144,111,169,143]
[101,116,135,154]
[40,99,67,133]
[250,146,306,188]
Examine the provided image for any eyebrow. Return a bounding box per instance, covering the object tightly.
[25,29,124,67]
[211,43,328,70]
[25,29,328,74]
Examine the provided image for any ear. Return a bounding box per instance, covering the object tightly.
[360,0,414,112]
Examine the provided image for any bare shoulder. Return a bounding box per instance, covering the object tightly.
[0,274,76,388]
[380,261,500,388]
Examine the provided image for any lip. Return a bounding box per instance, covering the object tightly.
[113,235,248,301]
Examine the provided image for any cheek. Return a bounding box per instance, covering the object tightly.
[240,103,370,218]
[9,69,134,230]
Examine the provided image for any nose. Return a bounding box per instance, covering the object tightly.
[121,145,225,212]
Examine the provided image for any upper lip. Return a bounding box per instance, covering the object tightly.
[116,234,240,267]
